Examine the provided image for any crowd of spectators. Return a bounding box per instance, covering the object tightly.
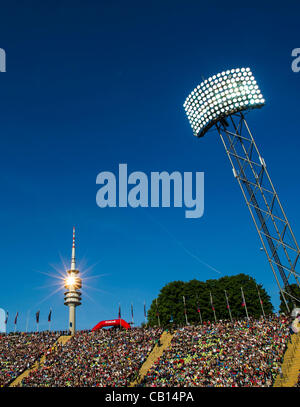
[0,315,292,387]
[141,315,290,387]
[0,331,60,387]
[19,327,163,387]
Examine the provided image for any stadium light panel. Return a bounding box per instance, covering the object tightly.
[183,67,265,137]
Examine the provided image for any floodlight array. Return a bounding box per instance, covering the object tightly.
[183,67,265,137]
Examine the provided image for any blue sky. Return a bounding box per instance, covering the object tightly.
[0,0,299,332]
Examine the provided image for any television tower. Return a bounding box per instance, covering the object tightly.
[183,67,300,312]
[64,227,82,335]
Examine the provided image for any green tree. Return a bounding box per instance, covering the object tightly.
[147,281,185,327]
[210,274,273,320]
[279,284,300,314]
[147,274,273,327]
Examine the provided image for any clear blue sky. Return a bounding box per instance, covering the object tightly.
[0,0,299,332]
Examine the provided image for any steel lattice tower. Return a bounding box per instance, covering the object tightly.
[183,67,300,312]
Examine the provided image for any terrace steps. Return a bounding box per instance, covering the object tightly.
[274,333,300,387]
[9,335,72,387]
[130,330,174,387]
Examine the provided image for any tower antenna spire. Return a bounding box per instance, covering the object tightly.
[71,226,76,270]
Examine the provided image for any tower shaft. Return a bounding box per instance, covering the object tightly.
[64,227,82,335]
[69,304,76,333]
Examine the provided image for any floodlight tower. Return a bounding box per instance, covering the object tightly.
[64,227,82,335]
[183,67,300,312]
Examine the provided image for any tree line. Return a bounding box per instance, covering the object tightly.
[147,274,275,327]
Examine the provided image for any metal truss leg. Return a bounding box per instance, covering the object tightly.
[216,112,300,313]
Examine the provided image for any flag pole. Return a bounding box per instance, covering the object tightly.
[256,284,266,318]
[224,290,233,322]
[183,296,188,325]
[36,311,40,333]
[198,307,202,324]
[196,295,202,324]
[48,309,52,331]
[144,301,147,327]
[210,292,217,323]
[241,287,249,321]
[131,303,134,326]
[14,312,18,333]
[155,298,161,327]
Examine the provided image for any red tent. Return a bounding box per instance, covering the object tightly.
[91,318,131,331]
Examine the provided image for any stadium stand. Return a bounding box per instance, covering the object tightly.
[19,327,163,387]
[141,315,290,387]
[0,315,294,387]
[0,331,61,387]
[274,330,300,386]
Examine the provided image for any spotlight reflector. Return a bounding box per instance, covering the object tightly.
[184,68,265,137]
